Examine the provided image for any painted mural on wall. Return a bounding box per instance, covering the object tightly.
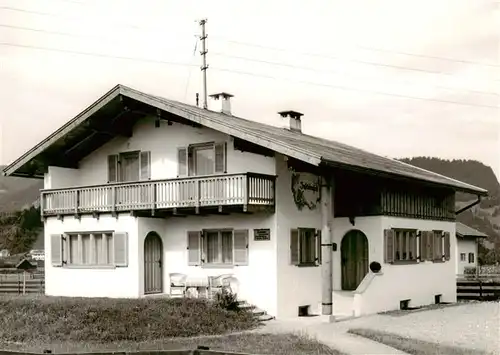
[290,168,321,210]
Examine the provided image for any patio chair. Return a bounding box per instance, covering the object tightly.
[209,274,237,299]
[168,273,187,298]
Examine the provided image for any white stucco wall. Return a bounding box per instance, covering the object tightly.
[73,117,275,186]
[352,217,457,316]
[44,214,140,298]
[137,214,278,316]
[456,237,478,274]
[44,166,80,189]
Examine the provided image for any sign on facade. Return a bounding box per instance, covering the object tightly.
[254,229,271,241]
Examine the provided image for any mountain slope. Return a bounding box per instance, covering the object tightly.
[0,166,43,213]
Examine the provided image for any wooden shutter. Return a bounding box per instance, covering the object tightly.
[233,229,249,266]
[177,147,188,177]
[419,231,427,261]
[384,229,395,263]
[187,231,201,265]
[214,142,227,173]
[290,229,300,265]
[140,151,151,180]
[107,154,118,183]
[443,231,451,261]
[51,234,64,267]
[315,229,322,265]
[113,232,128,267]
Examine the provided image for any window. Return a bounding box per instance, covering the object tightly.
[50,232,128,268]
[385,229,451,264]
[432,230,444,261]
[107,151,151,183]
[460,253,466,261]
[187,229,248,266]
[468,252,475,263]
[177,142,226,177]
[290,228,321,266]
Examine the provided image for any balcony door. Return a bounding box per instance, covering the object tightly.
[119,151,140,182]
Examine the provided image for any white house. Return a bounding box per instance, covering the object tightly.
[2,85,487,320]
[456,222,487,275]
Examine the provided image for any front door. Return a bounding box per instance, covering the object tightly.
[144,232,163,294]
[341,230,369,291]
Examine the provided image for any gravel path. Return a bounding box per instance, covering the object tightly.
[256,301,499,354]
[353,301,500,354]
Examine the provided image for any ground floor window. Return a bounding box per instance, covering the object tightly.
[187,229,249,266]
[50,232,128,268]
[384,229,451,264]
[290,228,321,266]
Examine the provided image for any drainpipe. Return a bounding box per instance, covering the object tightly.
[320,175,334,317]
[455,195,481,215]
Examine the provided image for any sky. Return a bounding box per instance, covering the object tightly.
[0,0,499,179]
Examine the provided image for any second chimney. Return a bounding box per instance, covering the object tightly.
[279,110,304,133]
[209,92,234,115]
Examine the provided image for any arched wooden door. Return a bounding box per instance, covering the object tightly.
[341,230,369,291]
[144,232,163,294]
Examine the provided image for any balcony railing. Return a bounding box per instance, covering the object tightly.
[40,172,275,217]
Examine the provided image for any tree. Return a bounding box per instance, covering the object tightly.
[0,206,42,254]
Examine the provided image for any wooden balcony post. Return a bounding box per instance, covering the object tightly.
[39,192,45,220]
[111,186,117,215]
[244,174,249,211]
[151,182,156,215]
[195,179,200,214]
[74,190,80,215]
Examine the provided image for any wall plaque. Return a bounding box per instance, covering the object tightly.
[254,228,271,241]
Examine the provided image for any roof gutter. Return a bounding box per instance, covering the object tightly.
[455,195,482,215]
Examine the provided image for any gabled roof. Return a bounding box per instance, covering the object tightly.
[456,222,488,238]
[2,84,488,196]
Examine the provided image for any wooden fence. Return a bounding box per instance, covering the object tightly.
[0,271,45,295]
[457,275,500,301]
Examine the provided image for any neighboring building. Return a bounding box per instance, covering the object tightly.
[0,249,10,258]
[2,85,487,319]
[456,222,487,275]
[29,249,45,261]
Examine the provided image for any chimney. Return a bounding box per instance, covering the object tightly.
[279,110,303,133]
[209,92,234,115]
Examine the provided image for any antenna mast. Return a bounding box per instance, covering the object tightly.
[199,19,208,109]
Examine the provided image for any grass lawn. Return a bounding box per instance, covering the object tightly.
[0,295,338,355]
[348,328,491,355]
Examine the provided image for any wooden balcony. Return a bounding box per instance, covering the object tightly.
[41,173,275,218]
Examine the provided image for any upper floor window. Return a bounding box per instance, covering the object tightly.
[468,252,475,263]
[177,142,226,177]
[107,151,151,183]
[460,252,466,261]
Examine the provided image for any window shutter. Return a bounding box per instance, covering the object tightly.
[233,229,249,266]
[113,232,128,267]
[214,142,227,173]
[384,229,395,263]
[51,234,64,267]
[290,229,300,265]
[187,231,201,265]
[177,147,188,177]
[419,231,427,261]
[140,151,151,180]
[107,154,118,183]
[315,229,322,265]
[443,231,451,261]
[431,232,439,260]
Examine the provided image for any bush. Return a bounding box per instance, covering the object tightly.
[214,287,240,312]
[0,295,258,343]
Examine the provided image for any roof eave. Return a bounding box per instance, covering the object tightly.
[2,84,124,178]
[320,159,488,196]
